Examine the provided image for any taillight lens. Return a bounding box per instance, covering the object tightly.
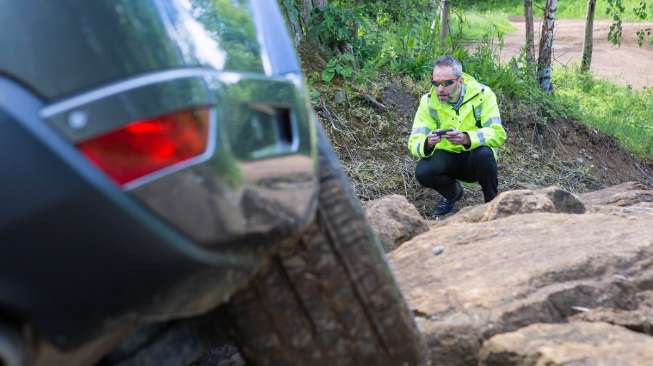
[77,108,210,186]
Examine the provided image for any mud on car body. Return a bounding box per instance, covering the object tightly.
[0,1,426,365]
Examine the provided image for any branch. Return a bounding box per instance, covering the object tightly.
[361,94,387,110]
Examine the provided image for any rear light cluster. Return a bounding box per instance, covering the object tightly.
[77,108,210,186]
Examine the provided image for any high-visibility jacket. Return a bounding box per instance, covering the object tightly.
[407,73,507,159]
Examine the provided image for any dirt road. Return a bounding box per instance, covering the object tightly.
[500,18,653,89]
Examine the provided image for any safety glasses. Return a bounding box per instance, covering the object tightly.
[431,78,458,87]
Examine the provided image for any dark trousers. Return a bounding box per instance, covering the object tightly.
[415,146,498,202]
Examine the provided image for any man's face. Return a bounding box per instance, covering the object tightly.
[432,66,463,103]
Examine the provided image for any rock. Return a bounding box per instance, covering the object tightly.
[431,245,444,256]
[479,322,653,366]
[585,201,653,218]
[363,194,429,252]
[579,181,653,207]
[334,89,347,104]
[568,291,653,335]
[389,206,653,365]
[445,186,586,224]
[197,345,246,366]
[569,307,653,336]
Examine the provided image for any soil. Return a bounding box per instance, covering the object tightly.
[500,18,653,89]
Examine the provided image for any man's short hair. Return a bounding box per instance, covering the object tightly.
[434,55,462,77]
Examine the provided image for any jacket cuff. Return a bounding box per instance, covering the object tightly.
[423,137,437,157]
[466,130,484,150]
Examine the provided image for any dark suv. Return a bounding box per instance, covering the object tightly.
[0,1,426,365]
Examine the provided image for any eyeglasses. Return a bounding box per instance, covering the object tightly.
[431,78,458,87]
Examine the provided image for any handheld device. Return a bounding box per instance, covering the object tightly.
[432,128,454,136]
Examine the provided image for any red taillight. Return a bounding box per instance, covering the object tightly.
[77,108,210,186]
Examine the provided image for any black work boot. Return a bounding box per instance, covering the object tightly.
[432,182,464,217]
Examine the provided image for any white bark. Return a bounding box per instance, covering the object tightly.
[581,0,597,72]
[538,0,557,94]
[524,0,535,62]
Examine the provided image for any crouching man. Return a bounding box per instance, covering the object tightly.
[408,55,507,216]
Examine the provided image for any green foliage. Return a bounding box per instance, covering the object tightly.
[310,5,360,49]
[322,53,355,82]
[634,1,653,45]
[554,67,653,157]
[607,0,627,45]
[456,0,651,21]
[605,0,653,45]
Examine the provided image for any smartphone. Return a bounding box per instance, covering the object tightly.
[432,128,454,136]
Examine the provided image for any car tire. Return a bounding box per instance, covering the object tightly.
[222,128,427,366]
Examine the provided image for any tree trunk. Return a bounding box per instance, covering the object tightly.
[524,0,535,63]
[538,0,557,94]
[279,0,327,47]
[281,1,303,46]
[439,0,449,48]
[309,0,327,46]
[581,0,596,72]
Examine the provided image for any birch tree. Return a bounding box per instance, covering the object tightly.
[439,0,450,48]
[581,0,597,72]
[538,0,557,94]
[524,0,535,62]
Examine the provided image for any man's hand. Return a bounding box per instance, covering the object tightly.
[426,131,442,149]
[443,129,470,146]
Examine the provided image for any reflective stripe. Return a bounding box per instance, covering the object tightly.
[483,116,502,127]
[411,127,431,136]
[477,130,485,145]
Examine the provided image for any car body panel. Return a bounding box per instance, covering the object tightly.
[0,0,296,100]
[0,0,317,361]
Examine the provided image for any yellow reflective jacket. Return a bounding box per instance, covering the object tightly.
[407,73,507,159]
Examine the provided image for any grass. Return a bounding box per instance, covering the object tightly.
[449,2,653,160]
[554,67,653,158]
[449,10,516,40]
[455,0,651,21]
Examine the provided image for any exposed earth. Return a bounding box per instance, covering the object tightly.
[500,18,653,89]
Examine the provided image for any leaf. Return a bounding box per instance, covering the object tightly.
[341,66,353,78]
[322,69,335,82]
[407,37,415,49]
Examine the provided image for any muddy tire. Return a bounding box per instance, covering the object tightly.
[223,130,427,366]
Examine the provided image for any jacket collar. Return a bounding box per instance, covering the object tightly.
[430,73,482,110]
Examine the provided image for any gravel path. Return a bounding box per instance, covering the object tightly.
[500,18,653,89]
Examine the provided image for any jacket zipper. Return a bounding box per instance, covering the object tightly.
[454,91,481,116]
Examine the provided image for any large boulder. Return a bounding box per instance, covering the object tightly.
[479,322,653,366]
[568,290,653,335]
[388,184,653,365]
[446,186,585,224]
[579,181,653,207]
[363,194,428,252]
